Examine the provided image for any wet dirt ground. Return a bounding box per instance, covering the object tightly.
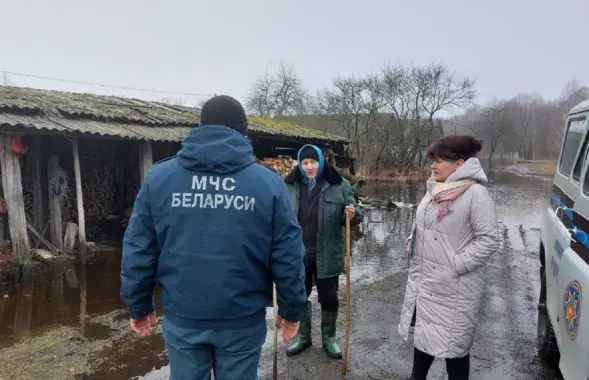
[0,171,563,380]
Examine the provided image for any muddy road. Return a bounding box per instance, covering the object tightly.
[0,171,562,380]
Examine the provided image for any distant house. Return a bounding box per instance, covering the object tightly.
[0,85,351,264]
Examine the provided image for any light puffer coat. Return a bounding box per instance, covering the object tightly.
[398,158,500,358]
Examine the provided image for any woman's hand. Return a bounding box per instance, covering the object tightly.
[344,204,355,220]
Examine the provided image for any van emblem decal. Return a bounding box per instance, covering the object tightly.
[563,280,582,340]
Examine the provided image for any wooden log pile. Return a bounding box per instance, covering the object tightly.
[61,143,118,222]
[21,162,35,222]
[80,166,115,220]
[257,156,298,178]
[119,151,141,228]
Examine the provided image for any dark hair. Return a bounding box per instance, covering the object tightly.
[427,134,483,161]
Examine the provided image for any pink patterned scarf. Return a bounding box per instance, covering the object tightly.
[427,178,476,222]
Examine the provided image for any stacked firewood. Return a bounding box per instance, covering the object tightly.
[22,179,35,221]
[258,156,298,178]
[58,144,119,222]
[78,144,116,220]
[80,166,116,220]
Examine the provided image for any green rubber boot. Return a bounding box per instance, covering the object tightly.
[286,301,312,356]
[321,310,342,359]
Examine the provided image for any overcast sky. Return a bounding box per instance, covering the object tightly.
[1,0,587,112]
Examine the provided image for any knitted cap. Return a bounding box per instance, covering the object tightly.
[199,95,248,135]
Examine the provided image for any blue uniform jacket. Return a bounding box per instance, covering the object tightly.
[120,125,307,329]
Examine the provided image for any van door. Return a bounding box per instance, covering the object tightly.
[545,116,587,310]
[556,113,589,380]
[546,114,589,379]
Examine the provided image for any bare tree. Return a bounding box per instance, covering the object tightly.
[243,61,587,175]
[312,63,475,175]
[315,76,373,163]
[399,63,476,171]
[246,61,310,117]
[452,83,588,164]
[472,99,513,170]
[560,78,589,115]
[502,93,543,159]
[370,65,411,171]
[416,63,476,135]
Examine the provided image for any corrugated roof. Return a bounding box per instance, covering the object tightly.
[0,85,348,143]
[0,113,192,141]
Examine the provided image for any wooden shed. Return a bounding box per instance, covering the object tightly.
[0,85,352,265]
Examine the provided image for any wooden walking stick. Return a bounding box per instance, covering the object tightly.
[273,283,278,380]
[342,213,352,375]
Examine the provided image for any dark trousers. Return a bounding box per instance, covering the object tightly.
[411,348,470,380]
[162,317,266,380]
[305,262,339,312]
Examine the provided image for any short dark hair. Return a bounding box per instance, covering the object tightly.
[427,135,483,161]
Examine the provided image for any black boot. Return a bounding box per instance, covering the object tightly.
[286,301,312,356]
[321,310,342,359]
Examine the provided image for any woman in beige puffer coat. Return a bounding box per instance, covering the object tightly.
[398,135,500,380]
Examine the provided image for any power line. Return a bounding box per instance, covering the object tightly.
[1,70,213,97]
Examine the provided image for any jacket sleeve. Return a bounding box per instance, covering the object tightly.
[120,180,159,320]
[453,187,500,276]
[271,183,307,323]
[341,179,363,227]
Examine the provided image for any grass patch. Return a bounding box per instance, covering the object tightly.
[15,326,76,350]
[0,326,88,380]
[529,162,557,175]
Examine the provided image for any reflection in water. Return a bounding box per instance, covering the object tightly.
[0,289,7,323]
[80,263,88,333]
[51,261,66,320]
[348,179,422,284]
[12,281,34,341]
[0,255,122,349]
[351,207,416,284]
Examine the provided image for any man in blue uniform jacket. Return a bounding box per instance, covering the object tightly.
[120,95,307,380]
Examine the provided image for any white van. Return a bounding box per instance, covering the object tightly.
[538,99,589,380]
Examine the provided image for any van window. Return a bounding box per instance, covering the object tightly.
[560,118,587,176]
[573,134,589,181]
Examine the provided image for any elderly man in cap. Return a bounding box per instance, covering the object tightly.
[120,95,307,380]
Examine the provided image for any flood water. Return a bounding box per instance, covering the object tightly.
[0,171,554,380]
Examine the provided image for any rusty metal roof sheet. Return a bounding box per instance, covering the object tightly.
[0,85,348,143]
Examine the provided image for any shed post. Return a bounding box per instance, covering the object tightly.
[139,141,153,182]
[72,138,87,259]
[0,134,31,264]
[48,155,63,251]
[32,136,44,232]
[115,147,125,215]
